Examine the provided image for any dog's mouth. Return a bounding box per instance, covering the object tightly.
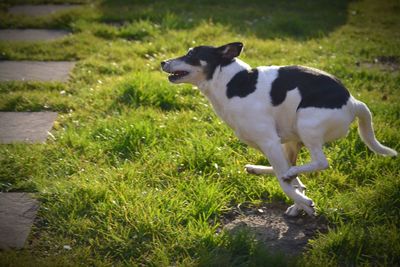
[168,70,190,82]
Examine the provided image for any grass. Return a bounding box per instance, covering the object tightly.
[0,0,399,266]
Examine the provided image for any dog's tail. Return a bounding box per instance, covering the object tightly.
[354,99,397,156]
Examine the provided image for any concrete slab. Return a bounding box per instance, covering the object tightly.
[8,4,81,17]
[0,29,71,42]
[0,61,75,82]
[0,112,57,144]
[0,193,39,249]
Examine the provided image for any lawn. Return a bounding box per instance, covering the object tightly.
[0,0,399,266]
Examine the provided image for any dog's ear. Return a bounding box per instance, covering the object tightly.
[217,42,244,59]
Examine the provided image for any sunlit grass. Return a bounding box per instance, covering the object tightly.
[0,0,399,266]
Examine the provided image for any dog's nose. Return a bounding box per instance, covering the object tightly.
[161,61,166,68]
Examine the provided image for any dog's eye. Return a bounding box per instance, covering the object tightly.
[187,50,194,57]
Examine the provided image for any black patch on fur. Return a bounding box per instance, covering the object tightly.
[182,46,236,80]
[226,68,259,99]
[271,66,350,109]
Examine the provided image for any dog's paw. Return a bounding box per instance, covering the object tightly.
[301,201,317,217]
[245,164,261,175]
[245,164,274,175]
[245,164,256,174]
[285,204,302,217]
[287,201,317,217]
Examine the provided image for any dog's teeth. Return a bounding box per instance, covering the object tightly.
[170,71,188,78]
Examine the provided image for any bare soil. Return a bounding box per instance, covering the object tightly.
[356,55,399,72]
[220,202,329,256]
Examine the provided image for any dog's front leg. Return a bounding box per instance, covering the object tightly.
[285,177,310,216]
[283,141,310,216]
[258,140,316,216]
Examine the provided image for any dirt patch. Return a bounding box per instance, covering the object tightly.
[356,55,399,72]
[220,202,328,256]
[103,20,128,28]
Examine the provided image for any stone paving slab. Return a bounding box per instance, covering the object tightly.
[8,4,81,17]
[0,29,71,42]
[0,61,75,82]
[0,193,39,249]
[0,112,57,144]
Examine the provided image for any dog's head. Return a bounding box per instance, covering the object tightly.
[161,42,243,85]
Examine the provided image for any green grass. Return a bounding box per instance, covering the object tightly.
[0,0,399,266]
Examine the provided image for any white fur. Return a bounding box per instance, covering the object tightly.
[163,56,397,216]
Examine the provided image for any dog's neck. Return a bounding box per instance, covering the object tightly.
[197,58,251,99]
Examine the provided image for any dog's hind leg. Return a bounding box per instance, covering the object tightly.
[283,126,329,180]
[244,142,296,175]
[284,141,306,191]
[245,141,306,187]
[245,164,274,175]
[245,142,304,180]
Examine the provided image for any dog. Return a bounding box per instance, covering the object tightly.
[161,42,397,216]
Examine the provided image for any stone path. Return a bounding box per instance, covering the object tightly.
[0,112,58,144]
[0,61,75,82]
[0,3,82,251]
[8,4,81,17]
[0,193,39,249]
[0,29,70,41]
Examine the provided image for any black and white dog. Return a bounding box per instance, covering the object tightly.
[161,42,397,216]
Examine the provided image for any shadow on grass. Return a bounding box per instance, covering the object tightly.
[98,0,350,40]
[197,229,290,267]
